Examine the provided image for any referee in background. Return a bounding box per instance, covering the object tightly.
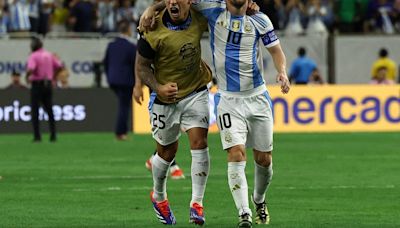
[26,37,63,142]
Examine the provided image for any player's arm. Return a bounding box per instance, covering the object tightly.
[138,1,166,33]
[135,37,178,101]
[135,54,158,93]
[133,50,144,105]
[267,43,290,94]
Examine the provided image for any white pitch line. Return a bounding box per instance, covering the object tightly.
[71,185,396,192]
[18,175,152,181]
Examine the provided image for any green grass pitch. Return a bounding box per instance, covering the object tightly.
[0,132,399,227]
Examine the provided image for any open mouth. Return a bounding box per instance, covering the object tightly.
[170,6,179,17]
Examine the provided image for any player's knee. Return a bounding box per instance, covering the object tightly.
[189,138,207,150]
[255,152,272,167]
[227,147,246,162]
[157,142,178,162]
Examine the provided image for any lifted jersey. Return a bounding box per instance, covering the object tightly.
[192,0,279,94]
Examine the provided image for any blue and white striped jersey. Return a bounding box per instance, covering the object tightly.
[193,0,279,94]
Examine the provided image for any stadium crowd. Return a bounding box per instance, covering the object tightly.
[1,0,400,36]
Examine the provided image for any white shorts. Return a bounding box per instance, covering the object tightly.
[148,89,209,146]
[214,90,274,152]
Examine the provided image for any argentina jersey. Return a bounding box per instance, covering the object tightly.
[192,0,279,93]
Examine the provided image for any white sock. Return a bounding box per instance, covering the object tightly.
[152,154,172,202]
[228,161,251,216]
[253,162,273,204]
[190,147,210,207]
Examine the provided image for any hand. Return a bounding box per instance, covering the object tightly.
[138,7,157,33]
[156,82,178,102]
[133,85,144,105]
[246,0,260,15]
[276,72,290,94]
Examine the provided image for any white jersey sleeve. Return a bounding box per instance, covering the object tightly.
[191,0,226,22]
[250,13,279,48]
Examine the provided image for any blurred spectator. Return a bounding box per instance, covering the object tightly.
[133,0,154,23]
[116,0,136,37]
[9,0,31,32]
[255,0,283,30]
[289,47,320,84]
[306,0,334,34]
[51,0,69,32]
[393,0,400,32]
[365,0,395,34]
[97,0,118,33]
[370,66,395,84]
[370,48,397,82]
[0,0,10,34]
[283,0,306,35]
[28,0,40,33]
[38,0,55,35]
[334,0,369,33]
[26,37,63,142]
[55,66,70,88]
[5,70,28,89]
[103,19,136,140]
[308,69,324,84]
[68,0,96,32]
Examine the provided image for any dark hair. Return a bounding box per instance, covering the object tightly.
[298,47,306,57]
[31,36,43,52]
[11,69,21,77]
[117,19,130,34]
[379,48,388,57]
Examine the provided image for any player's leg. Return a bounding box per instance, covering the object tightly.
[246,91,274,224]
[216,94,252,227]
[150,141,178,225]
[252,150,272,225]
[149,101,181,225]
[181,90,210,225]
[146,149,185,179]
[145,90,184,178]
[227,145,252,227]
[186,127,209,225]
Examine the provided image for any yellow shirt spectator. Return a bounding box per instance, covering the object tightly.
[371,49,397,81]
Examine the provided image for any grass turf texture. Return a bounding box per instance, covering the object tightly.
[0,132,399,227]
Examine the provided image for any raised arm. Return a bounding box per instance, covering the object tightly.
[138,1,166,33]
[267,43,290,94]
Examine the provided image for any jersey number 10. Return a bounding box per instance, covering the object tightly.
[227,31,242,45]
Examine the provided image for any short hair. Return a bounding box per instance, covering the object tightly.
[117,19,130,34]
[11,69,21,77]
[298,47,306,57]
[31,36,43,52]
[379,48,388,57]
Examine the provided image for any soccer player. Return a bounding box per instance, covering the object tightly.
[134,0,212,225]
[192,0,290,226]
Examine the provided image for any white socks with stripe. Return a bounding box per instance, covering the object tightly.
[228,161,252,216]
[152,154,171,202]
[190,147,210,206]
[253,162,273,204]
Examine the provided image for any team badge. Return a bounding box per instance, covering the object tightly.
[225,131,232,143]
[231,20,241,32]
[244,23,252,32]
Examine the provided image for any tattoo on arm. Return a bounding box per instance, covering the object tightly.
[135,54,159,92]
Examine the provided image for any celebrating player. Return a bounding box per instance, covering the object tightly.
[135,0,212,225]
[191,0,290,226]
